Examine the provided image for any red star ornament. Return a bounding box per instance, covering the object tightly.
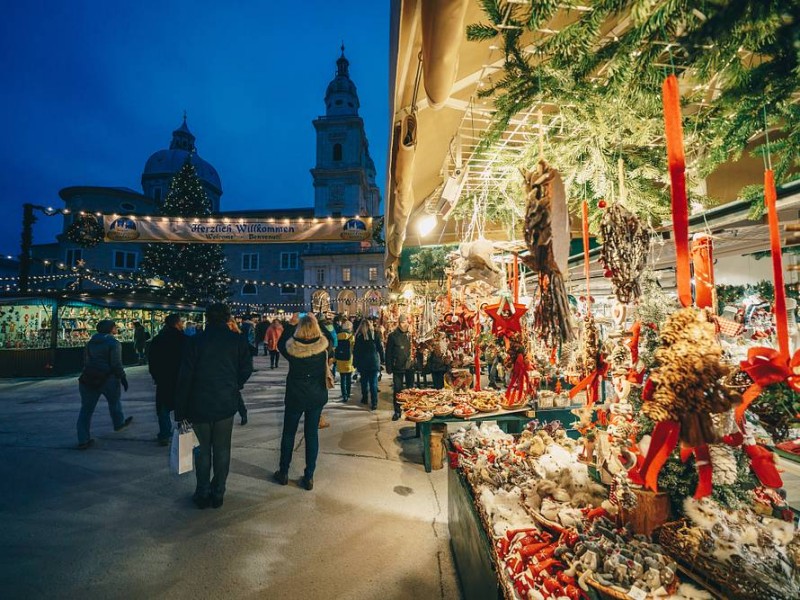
[483,301,527,337]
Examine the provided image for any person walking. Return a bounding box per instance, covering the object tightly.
[334,319,355,402]
[321,317,338,377]
[133,321,150,365]
[147,314,187,446]
[255,315,269,356]
[385,314,414,421]
[184,321,197,336]
[427,333,450,390]
[226,317,250,425]
[76,320,132,449]
[240,315,257,356]
[274,314,332,490]
[175,304,253,509]
[353,319,384,410]
[265,318,284,369]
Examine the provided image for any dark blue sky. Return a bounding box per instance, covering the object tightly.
[0,0,389,257]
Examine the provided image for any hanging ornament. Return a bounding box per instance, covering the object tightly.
[520,160,573,344]
[66,215,104,248]
[483,295,527,338]
[599,203,650,304]
[638,308,741,498]
[709,444,737,486]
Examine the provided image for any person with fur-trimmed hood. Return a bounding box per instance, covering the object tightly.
[273,313,333,491]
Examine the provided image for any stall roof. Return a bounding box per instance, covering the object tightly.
[0,292,204,313]
[564,182,800,292]
[386,0,787,274]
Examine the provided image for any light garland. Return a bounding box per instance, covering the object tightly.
[69,209,380,226]
[234,279,386,291]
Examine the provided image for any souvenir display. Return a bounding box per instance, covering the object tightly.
[382,4,800,598]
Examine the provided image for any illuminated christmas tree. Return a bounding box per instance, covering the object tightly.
[140,156,230,303]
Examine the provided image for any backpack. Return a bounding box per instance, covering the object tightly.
[335,337,352,361]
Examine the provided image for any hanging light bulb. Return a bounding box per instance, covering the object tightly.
[416,214,437,237]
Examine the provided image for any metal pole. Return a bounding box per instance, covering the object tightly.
[19,203,36,293]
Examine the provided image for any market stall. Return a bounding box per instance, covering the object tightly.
[387,1,800,598]
[0,293,203,376]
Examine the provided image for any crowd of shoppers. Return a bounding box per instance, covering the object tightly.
[75,305,448,509]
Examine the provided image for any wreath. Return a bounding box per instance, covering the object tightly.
[66,215,104,248]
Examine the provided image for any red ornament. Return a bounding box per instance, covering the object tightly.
[603,269,613,278]
[484,298,528,337]
[598,199,607,209]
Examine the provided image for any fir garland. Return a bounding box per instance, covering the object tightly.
[65,215,104,248]
[465,1,800,224]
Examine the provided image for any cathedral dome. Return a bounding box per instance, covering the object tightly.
[141,117,222,197]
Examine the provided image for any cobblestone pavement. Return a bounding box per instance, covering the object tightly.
[0,355,460,599]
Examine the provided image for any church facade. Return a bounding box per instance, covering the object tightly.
[31,49,384,315]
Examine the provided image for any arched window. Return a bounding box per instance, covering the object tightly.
[333,143,343,162]
[241,283,257,296]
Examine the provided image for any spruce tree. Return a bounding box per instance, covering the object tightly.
[140,156,230,303]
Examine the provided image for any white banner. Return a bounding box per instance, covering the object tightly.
[103,215,375,244]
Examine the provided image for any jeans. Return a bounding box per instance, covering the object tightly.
[360,370,379,407]
[135,348,146,364]
[431,371,445,390]
[339,372,352,400]
[392,371,414,414]
[279,406,323,479]
[157,406,173,441]
[269,350,280,368]
[193,416,234,500]
[77,378,125,444]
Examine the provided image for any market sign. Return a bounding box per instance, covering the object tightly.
[103,215,375,244]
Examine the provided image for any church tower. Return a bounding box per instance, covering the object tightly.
[311,46,381,218]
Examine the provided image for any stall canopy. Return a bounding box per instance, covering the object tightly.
[386,0,798,288]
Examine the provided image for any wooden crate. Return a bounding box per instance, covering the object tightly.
[620,488,671,536]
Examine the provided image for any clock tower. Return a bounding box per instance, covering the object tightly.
[311,46,381,218]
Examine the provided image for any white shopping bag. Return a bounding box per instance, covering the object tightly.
[169,421,200,475]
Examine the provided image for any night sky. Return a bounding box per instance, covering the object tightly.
[0,0,389,258]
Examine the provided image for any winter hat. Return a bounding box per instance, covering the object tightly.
[96,320,116,334]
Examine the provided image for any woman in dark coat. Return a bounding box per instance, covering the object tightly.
[353,319,384,410]
[274,314,332,490]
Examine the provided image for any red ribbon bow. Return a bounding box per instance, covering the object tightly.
[737,346,800,424]
[568,358,608,406]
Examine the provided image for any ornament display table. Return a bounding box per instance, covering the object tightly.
[415,407,578,472]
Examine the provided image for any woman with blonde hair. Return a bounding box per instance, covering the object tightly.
[274,313,332,490]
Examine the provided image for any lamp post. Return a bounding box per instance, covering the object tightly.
[18,203,69,293]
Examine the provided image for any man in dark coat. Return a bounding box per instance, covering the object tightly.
[148,314,187,446]
[255,315,269,356]
[175,303,253,509]
[384,314,414,420]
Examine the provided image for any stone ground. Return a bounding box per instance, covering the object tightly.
[0,354,461,600]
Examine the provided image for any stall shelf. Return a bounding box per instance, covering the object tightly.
[0,293,203,377]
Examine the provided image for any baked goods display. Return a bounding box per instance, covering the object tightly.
[400,388,510,420]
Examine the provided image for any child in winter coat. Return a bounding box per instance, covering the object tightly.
[334,320,355,402]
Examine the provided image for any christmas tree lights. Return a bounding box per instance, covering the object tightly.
[140,156,230,303]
